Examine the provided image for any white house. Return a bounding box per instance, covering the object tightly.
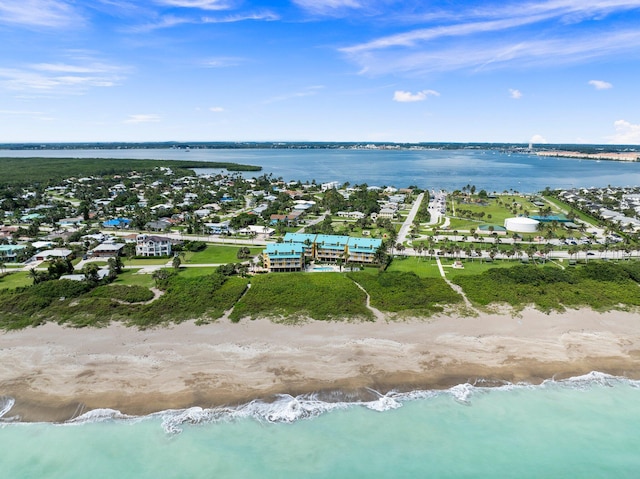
[135,234,172,257]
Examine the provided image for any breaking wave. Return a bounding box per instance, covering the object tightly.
[3,372,638,433]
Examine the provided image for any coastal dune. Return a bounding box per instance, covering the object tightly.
[2,309,640,422]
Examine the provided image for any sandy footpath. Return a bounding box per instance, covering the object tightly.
[2,308,640,422]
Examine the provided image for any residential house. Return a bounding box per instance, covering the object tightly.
[135,234,172,257]
[34,249,74,261]
[91,242,126,258]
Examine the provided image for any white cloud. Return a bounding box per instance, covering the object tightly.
[509,88,523,99]
[0,0,81,28]
[124,114,161,124]
[530,134,548,144]
[209,106,224,112]
[608,120,640,144]
[588,79,613,90]
[393,89,440,102]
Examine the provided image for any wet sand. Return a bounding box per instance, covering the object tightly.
[2,308,640,422]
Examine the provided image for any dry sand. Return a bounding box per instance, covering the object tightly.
[2,308,640,422]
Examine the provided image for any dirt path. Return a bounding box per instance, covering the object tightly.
[351,280,386,321]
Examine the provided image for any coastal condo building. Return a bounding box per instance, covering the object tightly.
[262,233,382,272]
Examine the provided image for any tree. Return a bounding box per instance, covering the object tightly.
[172,253,182,270]
[83,263,100,284]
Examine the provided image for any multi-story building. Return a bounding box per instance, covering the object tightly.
[262,233,383,272]
[135,234,172,257]
[262,243,305,272]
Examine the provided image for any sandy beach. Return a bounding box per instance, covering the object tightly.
[2,308,640,422]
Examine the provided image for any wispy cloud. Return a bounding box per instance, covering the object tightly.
[202,57,245,68]
[509,88,523,99]
[155,0,234,10]
[292,0,363,16]
[0,56,127,95]
[0,0,82,28]
[343,29,640,75]
[131,9,277,31]
[607,119,640,144]
[393,89,439,102]
[340,1,640,75]
[589,79,613,90]
[209,106,224,112]
[124,114,161,124]
[264,85,325,104]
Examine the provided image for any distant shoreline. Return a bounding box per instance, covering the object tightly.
[536,150,640,162]
[2,308,640,423]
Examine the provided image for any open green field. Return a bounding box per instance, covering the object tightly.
[112,269,155,288]
[185,245,262,264]
[0,271,31,290]
[440,258,547,278]
[387,256,442,278]
[177,267,220,278]
[229,272,372,322]
[124,257,170,266]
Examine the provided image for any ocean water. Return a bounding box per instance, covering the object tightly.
[4,147,640,193]
[2,373,640,478]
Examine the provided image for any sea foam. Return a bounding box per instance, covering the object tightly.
[7,371,638,433]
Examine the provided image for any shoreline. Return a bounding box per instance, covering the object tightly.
[2,308,640,423]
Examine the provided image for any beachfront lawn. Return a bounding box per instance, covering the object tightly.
[177,267,221,278]
[441,258,546,279]
[113,269,155,288]
[387,256,442,278]
[347,270,462,315]
[229,272,372,322]
[124,257,170,266]
[185,245,262,264]
[0,271,31,290]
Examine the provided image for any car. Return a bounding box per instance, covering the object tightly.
[587,252,595,256]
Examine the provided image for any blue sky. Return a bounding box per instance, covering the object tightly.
[1,0,640,144]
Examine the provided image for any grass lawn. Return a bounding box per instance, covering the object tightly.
[441,258,538,279]
[113,269,155,288]
[124,257,170,266]
[178,267,220,278]
[185,245,262,264]
[387,256,442,278]
[0,271,31,290]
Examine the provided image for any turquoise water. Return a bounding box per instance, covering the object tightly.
[2,374,639,478]
[4,147,640,192]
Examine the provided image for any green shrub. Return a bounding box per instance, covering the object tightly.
[229,273,371,322]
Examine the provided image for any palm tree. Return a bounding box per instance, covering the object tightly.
[0,260,5,274]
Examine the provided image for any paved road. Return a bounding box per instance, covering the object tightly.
[396,192,424,245]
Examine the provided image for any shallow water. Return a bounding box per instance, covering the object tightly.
[2,373,639,478]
